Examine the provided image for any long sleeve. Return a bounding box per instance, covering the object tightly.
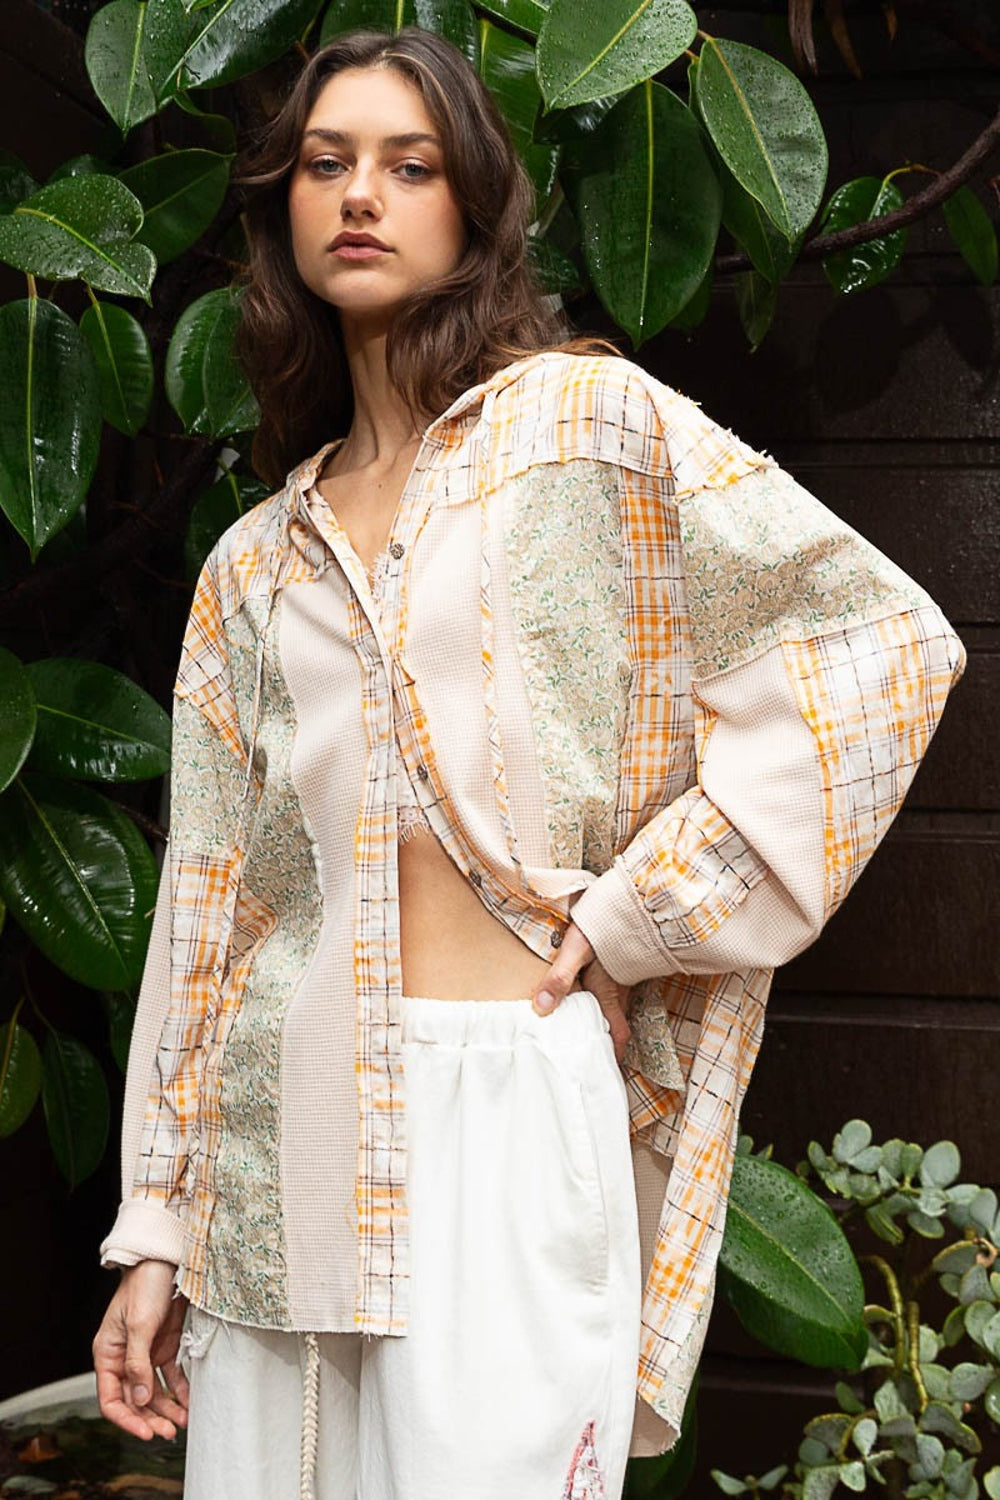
[101,551,248,1269]
[572,407,966,986]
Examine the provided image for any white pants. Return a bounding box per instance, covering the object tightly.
[181,992,642,1500]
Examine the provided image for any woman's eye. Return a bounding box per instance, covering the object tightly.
[308,157,346,177]
[397,162,431,181]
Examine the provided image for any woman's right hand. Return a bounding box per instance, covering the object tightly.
[93,1260,190,1440]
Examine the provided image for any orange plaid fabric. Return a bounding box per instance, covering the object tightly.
[109,351,964,1430]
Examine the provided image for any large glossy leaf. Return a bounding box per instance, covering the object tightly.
[538,0,695,110]
[719,1154,868,1369]
[320,0,479,63]
[942,185,998,288]
[723,168,800,283]
[166,288,259,437]
[184,471,270,579]
[563,80,722,346]
[735,268,776,348]
[0,649,37,794]
[820,176,906,295]
[119,149,232,264]
[79,301,153,436]
[0,300,101,559]
[471,0,547,38]
[477,21,558,199]
[696,37,827,242]
[0,176,156,300]
[182,0,343,89]
[26,659,171,782]
[0,774,158,991]
[0,150,38,213]
[42,1030,110,1187]
[49,155,108,182]
[85,0,190,133]
[0,1019,42,1138]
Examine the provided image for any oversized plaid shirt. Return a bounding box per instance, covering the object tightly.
[103,352,964,1433]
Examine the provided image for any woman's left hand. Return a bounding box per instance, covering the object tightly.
[531,923,632,1064]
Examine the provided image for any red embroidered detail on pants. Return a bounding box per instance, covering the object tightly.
[561,1421,607,1500]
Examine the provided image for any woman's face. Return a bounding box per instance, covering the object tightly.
[288,66,467,330]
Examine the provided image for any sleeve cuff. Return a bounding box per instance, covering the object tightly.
[571,860,682,986]
[100,1199,187,1270]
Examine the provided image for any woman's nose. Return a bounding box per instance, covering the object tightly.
[341,162,381,219]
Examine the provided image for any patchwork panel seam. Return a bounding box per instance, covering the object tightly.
[562,1420,608,1500]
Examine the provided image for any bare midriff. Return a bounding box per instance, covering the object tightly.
[398,827,551,1001]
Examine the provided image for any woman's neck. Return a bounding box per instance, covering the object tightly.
[339,317,422,469]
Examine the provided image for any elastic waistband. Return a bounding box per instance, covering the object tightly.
[400,990,609,1048]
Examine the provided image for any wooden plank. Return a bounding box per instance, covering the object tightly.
[741,993,1000,1184]
[778,823,1000,997]
[907,637,1000,809]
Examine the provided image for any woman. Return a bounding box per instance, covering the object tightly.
[93,27,965,1500]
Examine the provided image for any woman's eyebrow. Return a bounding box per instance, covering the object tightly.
[301,128,442,149]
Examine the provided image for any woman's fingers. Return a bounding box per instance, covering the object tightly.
[531,922,595,1016]
[94,1261,185,1439]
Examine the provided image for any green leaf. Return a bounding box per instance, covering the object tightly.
[949,1362,995,1403]
[865,1201,905,1245]
[185,471,269,580]
[41,1030,110,1187]
[802,1469,840,1500]
[696,37,827,241]
[836,1381,866,1415]
[668,264,713,329]
[0,299,102,559]
[105,990,137,1073]
[853,1418,878,1457]
[0,150,39,213]
[986,1381,1000,1425]
[470,0,547,38]
[719,1153,868,1369]
[166,287,259,437]
[85,0,190,133]
[119,149,232,264]
[838,1461,865,1492]
[563,80,722,345]
[25,659,171,782]
[820,176,906,295]
[942,185,998,287]
[984,1466,1000,1500]
[320,0,479,63]
[537,0,696,110]
[49,155,109,182]
[186,0,350,87]
[79,301,153,436]
[0,649,37,794]
[833,1119,873,1165]
[710,1476,748,1497]
[735,269,775,349]
[964,1301,998,1347]
[0,1019,43,1137]
[0,773,158,991]
[920,1140,961,1187]
[527,235,582,296]
[475,20,559,201]
[918,1401,981,1455]
[723,168,800,283]
[0,176,156,299]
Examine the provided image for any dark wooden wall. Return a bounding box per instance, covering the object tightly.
[2,0,998,1486]
[639,5,1000,1485]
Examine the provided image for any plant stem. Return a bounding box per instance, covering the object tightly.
[26,273,36,299]
[905,1300,929,1412]
[860,1255,907,1370]
[716,101,1000,274]
[534,183,565,241]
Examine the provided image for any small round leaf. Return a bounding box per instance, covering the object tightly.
[820,176,907,295]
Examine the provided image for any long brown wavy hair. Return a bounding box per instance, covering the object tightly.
[236,28,610,487]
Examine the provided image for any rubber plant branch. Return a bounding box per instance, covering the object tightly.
[716,102,1000,275]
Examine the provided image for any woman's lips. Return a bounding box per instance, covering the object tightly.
[332,243,389,259]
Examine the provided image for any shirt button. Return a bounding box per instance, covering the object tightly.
[416,764,429,781]
[550,929,564,948]
[389,541,405,560]
[469,870,483,888]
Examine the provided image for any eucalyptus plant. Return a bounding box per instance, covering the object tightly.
[712,1124,1000,1500]
[0,0,997,1181]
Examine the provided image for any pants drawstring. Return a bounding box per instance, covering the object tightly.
[299,1331,321,1500]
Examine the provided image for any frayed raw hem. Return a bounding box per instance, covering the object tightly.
[562,1421,607,1500]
